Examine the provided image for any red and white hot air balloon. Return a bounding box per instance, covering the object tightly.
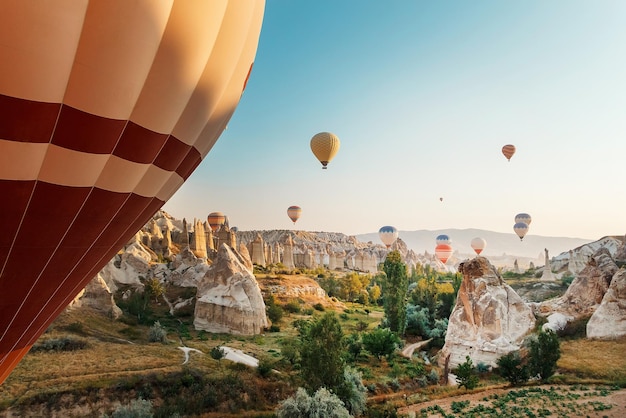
[0,1,265,384]
[470,237,487,255]
[435,244,453,264]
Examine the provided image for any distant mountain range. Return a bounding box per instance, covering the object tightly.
[355,228,595,259]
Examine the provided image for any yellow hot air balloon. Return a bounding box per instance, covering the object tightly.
[502,144,516,161]
[0,0,265,384]
[310,132,340,169]
[207,212,226,232]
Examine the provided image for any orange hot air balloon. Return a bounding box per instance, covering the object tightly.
[0,1,265,384]
[470,237,487,255]
[207,212,227,232]
[310,132,340,169]
[502,144,516,161]
[287,206,302,224]
[435,244,453,264]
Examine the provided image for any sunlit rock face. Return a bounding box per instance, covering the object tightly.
[194,244,268,335]
[68,274,122,319]
[587,268,626,339]
[438,257,535,369]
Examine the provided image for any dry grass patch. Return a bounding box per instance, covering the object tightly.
[559,337,626,381]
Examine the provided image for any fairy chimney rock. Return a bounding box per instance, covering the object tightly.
[587,268,626,339]
[194,244,268,335]
[438,256,535,369]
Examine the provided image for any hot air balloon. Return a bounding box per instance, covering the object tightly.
[514,222,529,241]
[439,197,443,202]
[436,234,451,246]
[502,144,516,161]
[310,132,340,169]
[471,237,487,255]
[435,244,453,264]
[515,213,532,225]
[0,1,265,384]
[287,206,302,224]
[379,226,399,249]
[207,212,226,232]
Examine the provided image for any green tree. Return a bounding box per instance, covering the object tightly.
[144,277,164,304]
[299,312,346,394]
[528,329,560,381]
[361,328,401,361]
[496,351,529,386]
[382,250,409,335]
[455,356,479,390]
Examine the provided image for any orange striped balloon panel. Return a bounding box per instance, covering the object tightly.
[207,212,227,232]
[287,206,302,223]
[435,244,453,263]
[502,144,516,161]
[0,0,265,384]
[310,132,340,168]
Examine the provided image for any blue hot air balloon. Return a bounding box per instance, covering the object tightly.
[379,226,399,248]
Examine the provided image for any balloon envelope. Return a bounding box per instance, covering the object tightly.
[514,222,529,240]
[287,205,302,224]
[207,212,227,232]
[471,237,487,255]
[379,226,399,248]
[436,234,451,245]
[502,144,516,161]
[435,244,453,264]
[310,132,340,169]
[515,213,532,225]
[0,1,265,384]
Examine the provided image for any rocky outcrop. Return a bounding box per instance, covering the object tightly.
[438,257,535,369]
[68,275,122,319]
[194,244,268,335]
[587,269,626,339]
[541,249,555,281]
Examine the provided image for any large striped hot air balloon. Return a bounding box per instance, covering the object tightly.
[207,212,227,232]
[470,237,487,255]
[514,222,529,241]
[435,244,453,264]
[287,206,302,224]
[0,0,265,384]
[502,144,516,161]
[379,226,399,249]
[310,132,340,169]
[515,213,532,226]
[436,234,451,246]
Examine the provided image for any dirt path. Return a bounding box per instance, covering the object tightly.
[400,339,432,359]
[398,384,626,418]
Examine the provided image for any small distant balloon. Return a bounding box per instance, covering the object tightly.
[515,213,532,225]
[310,132,340,169]
[436,234,451,246]
[514,222,529,241]
[502,144,516,161]
[439,197,443,202]
[471,237,487,255]
[435,244,453,264]
[379,226,399,248]
[207,212,226,232]
[287,206,302,224]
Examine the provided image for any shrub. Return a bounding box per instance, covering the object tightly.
[284,300,301,314]
[361,328,401,360]
[339,367,367,417]
[428,368,440,384]
[210,346,226,362]
[455,356,479,390]
[496,351,529,386]
[31,337,88,352]
[268,324,281,332]
[276,387,350,418]
[148,321,167,343]
[313,303,325,311]
[108,398,153,418]
[528,329,561,381]
[257,359,274,377]
[267,303,284,324]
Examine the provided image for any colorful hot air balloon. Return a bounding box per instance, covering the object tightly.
[514,222,529,241]
[435,244,453,264]
[502,144,516,161]
[471,237,487,255]
[310,132,340,169]
[436,234,451,246]
[515,213,532,226]
[207,212,226,232]
[379,226,399,249]
[287,206,302,224]
[0,1,265,384]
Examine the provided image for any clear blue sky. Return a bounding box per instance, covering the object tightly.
[163,0,626,240]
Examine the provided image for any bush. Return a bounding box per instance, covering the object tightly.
[276,387,350,418]
[267,303,284,324]
[362,328,401,360]
[31,337,88,352]
[528,329,561,381]
[313,303,325,311]
[257,359,274,378]
[210,346,226,361]
[148,321,167,343]
[496,351,529,386]
[268,324,281,332]
[455,356,479,390]
[108,398,153,418]
[284,300,301,314]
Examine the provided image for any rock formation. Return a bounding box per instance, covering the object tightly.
[540,248,555,281]
[194,244,268,335]
[586,268,626,339]
[438,257,535,369]
[250,233,266,266]
[69,275,122,319]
